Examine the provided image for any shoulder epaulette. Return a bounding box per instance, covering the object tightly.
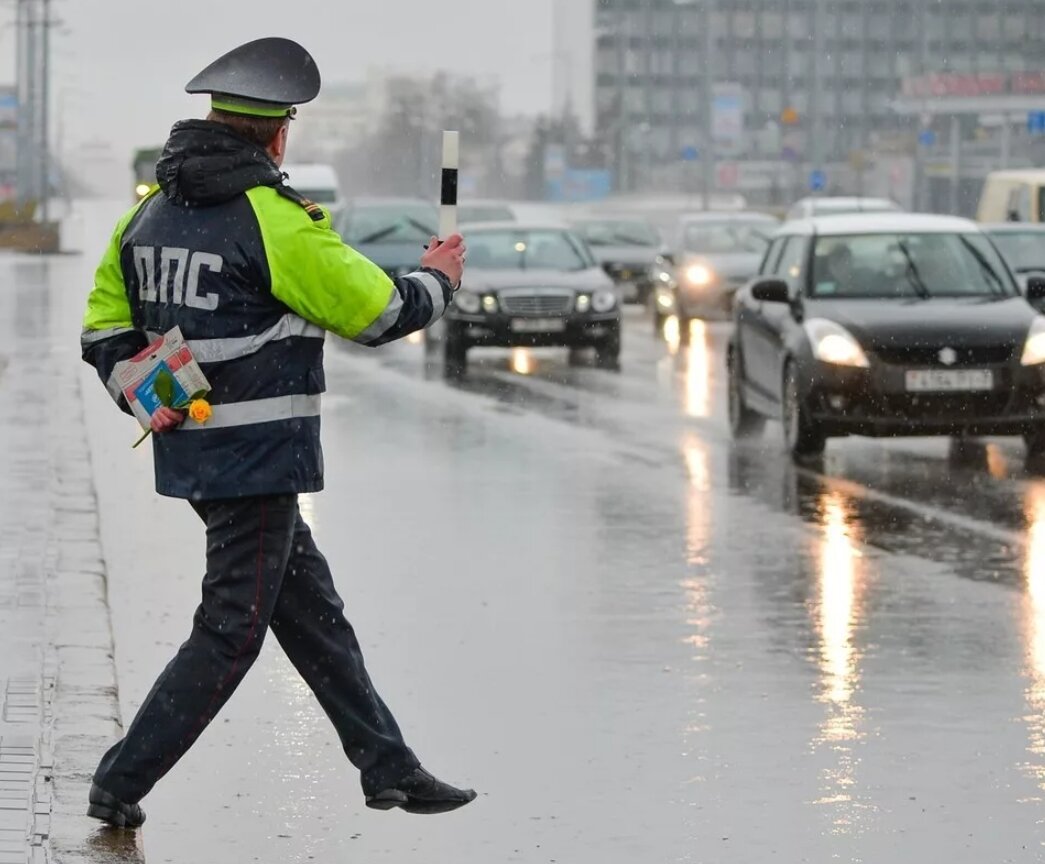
[275,183,325,222]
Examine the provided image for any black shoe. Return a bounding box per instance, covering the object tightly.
[366,767,477,815]
[87,783,146,828]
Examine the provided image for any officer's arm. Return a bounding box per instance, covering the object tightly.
[248,187,453,346]
[81,209,148,415]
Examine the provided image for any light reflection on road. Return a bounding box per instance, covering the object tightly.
[684,320,711,419]
[510,348,533,375]
[682,431,713,745]
[663,315,681,356]
[657,315,713,418]
[811,490,871,833]
[1021,482,1045,793]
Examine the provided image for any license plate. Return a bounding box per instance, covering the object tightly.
[904,369,994,392]
[511,318,566,333]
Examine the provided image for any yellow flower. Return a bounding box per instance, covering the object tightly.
[187,399,212,424]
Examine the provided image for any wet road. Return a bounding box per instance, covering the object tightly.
[46,201,1045,860]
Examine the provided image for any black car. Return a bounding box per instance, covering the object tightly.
[442,223,621,372]
[728,213,1045,462]
[570,217,671,305]
[333,197,437,279]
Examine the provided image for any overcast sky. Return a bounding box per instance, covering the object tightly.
[2,0,575,158]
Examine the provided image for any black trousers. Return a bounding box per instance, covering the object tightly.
[94,495,418,803]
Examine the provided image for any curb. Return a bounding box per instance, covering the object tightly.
[42,357,145,863]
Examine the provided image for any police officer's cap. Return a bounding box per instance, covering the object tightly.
[186,37,321,119]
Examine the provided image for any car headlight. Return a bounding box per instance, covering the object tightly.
[575,293,592,312]
[685,264,714,286]
[591,290,617,313]
[454,290,481,314]
[650,258,676,286]
[1022,317,1045,365]
[482,294,499,313]
[804,318,869,368]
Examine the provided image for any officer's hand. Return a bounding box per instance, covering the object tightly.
[151,406,186,434]
[422,234,465,288]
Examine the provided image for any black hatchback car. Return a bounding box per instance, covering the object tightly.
[728,213,1045,461]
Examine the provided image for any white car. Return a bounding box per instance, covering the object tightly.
[281,163,344,215]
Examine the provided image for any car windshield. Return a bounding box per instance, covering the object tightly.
[989,231,1045,273]
[338,204,437,244]
[811,233,1017,299]
[466,229,594,271]
[459,205,516,223]
[682,222,771,254]
[574,220,659,247]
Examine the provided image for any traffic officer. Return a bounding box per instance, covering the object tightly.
[80,37,475,828]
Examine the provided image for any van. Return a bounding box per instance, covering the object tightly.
[976,170,1045,223]
[281,163,344,215]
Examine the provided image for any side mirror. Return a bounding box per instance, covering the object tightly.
[751,278,790,304]
[1027,276,1045,301]
[660,251,675,265]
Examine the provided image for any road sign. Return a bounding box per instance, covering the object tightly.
[680,145,700,162]
[781,107,799,126]
[809,169,827,192]
[918,129,937,148]
[717,161,739,189]
[1028,111,1045,135]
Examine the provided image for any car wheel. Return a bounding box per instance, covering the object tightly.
[595,327,621,371]
[948,435,987,467]
[728,347,765,439]
[443,327,468,375]
[1025,426,1045,465]
[782,361,825,461]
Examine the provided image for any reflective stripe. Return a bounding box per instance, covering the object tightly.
[353,286,405,345]
[81,325,138,346]
[147,314,324,363]
[177,393,321,431]
[105,368,124,405]
[408,271,447,321]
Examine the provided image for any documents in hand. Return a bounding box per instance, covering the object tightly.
[114,327,211,431]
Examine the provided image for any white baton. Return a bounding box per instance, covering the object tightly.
[439,130,459,239]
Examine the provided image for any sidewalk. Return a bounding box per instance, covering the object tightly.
[0,252,143,864]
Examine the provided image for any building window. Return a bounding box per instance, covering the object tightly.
[761,12,784,39]
[680,51,703,76]
[735,51,757,76]
[951,12,974,41]
[654,9,675,37]
[976,13,1000,41]
[651,52,673,76]
[761,89,783,114]
[841,12,861,37]
[841,51,864,76]
[1004,14,1026,40]
[733,11,756,39]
